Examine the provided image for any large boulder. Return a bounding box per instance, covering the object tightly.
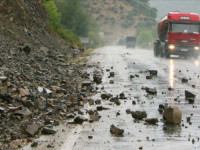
[131,111,147,120]
[110,125,124,135]
[163,106,182,124]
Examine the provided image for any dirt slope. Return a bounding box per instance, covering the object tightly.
[81,0,141,44]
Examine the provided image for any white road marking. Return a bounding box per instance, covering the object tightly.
[60,125,82,150]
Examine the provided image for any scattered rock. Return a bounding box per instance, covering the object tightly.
[95,100,101,104]
[87,109,95,115]
[97,106,103,111]
[110,72,115,77]
[14,109,32,118]
[145,87,157,95]
[185,90,195,98]
[101,93,113,99]
[74,116,87,124]
[126,109,131,114]
[110,96,118,102]
[132,100,136,105]
[119,93,126,99]
[182,78,188,83]
[93,74,102,84]
[149,70,157,75]
[110,125,124,135]
[31,141,38,147]
[82,81,92,87]
[115,100,121,105]
[145,118,159,124]
[23,45,31,54]
[90,115,100,121]
[109,80,114,84]
[135,74,139,77]
[96,106,109,111]
[88,99,94,105]
[131,111,147,120]
[146,75,152,79]
[42,127,57,134]
[67,114,75,118]
[47,144,54,148]
[24,124,39,137]
[168,86,174,91]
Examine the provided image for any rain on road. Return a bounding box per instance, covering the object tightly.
[72,46,200,150]
[23,46,200,150]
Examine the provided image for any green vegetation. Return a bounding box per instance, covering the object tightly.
[55,0,102,47]
[126,0,157,19]
[137,30,153,48]
[121,21,134,28]
[125,0,158,48]
[42,0,102,48]
[42,0,81,47]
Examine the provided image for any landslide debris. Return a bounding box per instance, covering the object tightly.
[0,0,89,149]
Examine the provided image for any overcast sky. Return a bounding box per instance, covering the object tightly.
[149,0,200,20]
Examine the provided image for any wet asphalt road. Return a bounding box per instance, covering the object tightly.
[71,46,200,150]
[23,46,200,150]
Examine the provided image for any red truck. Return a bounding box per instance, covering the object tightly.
[154,12,200,58]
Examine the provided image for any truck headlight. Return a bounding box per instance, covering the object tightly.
[194,46,199,50]
[168,45,175,50]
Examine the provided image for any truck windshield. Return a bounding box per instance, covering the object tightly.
[171,23,200,33]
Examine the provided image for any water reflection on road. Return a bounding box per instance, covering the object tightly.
[169,59,174,88]
[163,124,182,136]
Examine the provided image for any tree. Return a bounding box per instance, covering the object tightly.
[55,0,103,48]
[55,0,89,36]
[42,0,61,29]
[137,30,153,48]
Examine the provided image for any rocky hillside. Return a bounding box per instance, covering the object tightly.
[0,0,93,149]
[81,0,140,44]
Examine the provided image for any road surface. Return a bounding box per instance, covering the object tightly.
[23,46,200,150]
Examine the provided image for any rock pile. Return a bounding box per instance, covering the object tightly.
[0,1,93,149]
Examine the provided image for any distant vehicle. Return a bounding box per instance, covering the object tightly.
[154,12,200,59]
[126,36,136,48]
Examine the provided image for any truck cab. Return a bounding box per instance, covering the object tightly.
[154,12,200,58]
